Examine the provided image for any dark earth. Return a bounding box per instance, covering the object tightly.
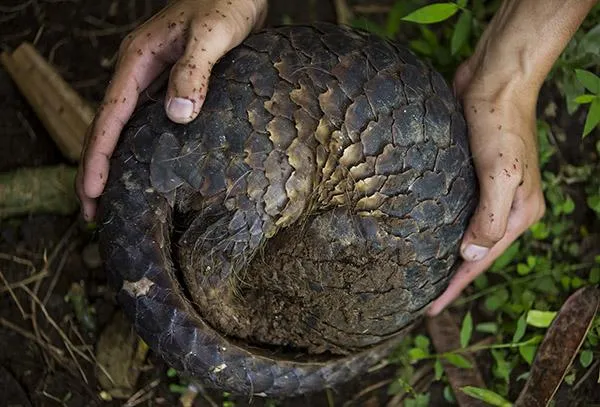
[1,0,599,406]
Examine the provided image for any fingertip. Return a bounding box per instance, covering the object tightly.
[82,170,108,201]
[461,243,490,262]
[79,195,97,223]
[166,97,195,123]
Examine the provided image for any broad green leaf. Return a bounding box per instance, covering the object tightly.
[519,344,537,365]
[491,349,511,383]
[460,312,473,348]
[485,288,509,311]
[574,94,597,104]
[414,334,430,350]
[576,69,600,94]
[443,385,456,403]
[590,267,600,284]
[451,10,472,55]
[584,97,600,137]
[564,71,586,114]
[580,349,594,367]
[401,3,460,24]
[517,263,531,276]
[409,347,428,361]
[562,196,576,214]
[410,39,433,56]
[434,358,444,381]
[491,241,520,272]
[527,310,557,328]
[476,322,498,334]
[575,23,600,61]
[588,195,600,213]
[460,386,512,407]
[529,221,550,240]
[405,393,430,407]
[385,2,412,38]
[513,313,527,343]
[444,353,472,368]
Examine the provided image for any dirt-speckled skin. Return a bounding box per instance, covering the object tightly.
[98,23,476,396]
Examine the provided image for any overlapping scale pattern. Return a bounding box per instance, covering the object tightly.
[98,23,476,396]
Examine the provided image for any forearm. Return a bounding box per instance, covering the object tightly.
[468,0,597,101]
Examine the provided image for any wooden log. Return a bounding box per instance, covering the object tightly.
[0,42,94,162]
[0,165,78,219]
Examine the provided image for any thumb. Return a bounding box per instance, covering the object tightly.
[461,163,522,262]
[164,23,235,124]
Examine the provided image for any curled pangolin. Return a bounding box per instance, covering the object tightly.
[98,22,477,397]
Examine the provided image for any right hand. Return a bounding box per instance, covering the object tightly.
[76,0,267,222]
[427,58,546,316]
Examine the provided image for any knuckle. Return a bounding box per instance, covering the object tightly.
[118,32,142,56]
[472,216,506,244]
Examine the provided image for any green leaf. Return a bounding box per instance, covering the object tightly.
[434,358,444,381]
[166,367,178,378]
[513,313,527,343]
[529,221,550,240]
[385,2,411,38]
[410,39,434,56]
[460,312,473,348]
[409,347,428,361]
[485,288,509,311]
[526,310,557,328]
[576,69,600,94]
[401,3,460,24]
[444,353,473,369]
[443,385,456,403]
[583,97,600,137]
[451,10,472,55]
[491,241,521,272]
[562,195,576,214]
[415,334,431,350]
[460,386,512,407]
[575,94,597,104]
[588,195,600,213]
[580,349,594,368]
[517,263,531,276]
[491,349,511,383]
[457,0,468,8]
[519,344,537,365]
[476,322,498,334]
[590,267,600,284]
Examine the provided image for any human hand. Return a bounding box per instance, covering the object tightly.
[426,0,597,316]
[76,0,267,221]
[427,58,546,316]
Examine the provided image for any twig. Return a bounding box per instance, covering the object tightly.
[573,360,600,391]
[0,271,28,318]
[21,284,89,383]
[353,4,391,14]
[0,269,48,294]
[0,317,66,360]
[42,240,77,306]
[124,379,161,407]
[332,0,354,25]
[342,378,394,407]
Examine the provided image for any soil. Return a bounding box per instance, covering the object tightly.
[0,0,598,406]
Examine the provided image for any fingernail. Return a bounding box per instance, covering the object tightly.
[462,244,489,262]
[167,97,194,122]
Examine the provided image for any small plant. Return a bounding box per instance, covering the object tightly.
[573,69,600,137]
